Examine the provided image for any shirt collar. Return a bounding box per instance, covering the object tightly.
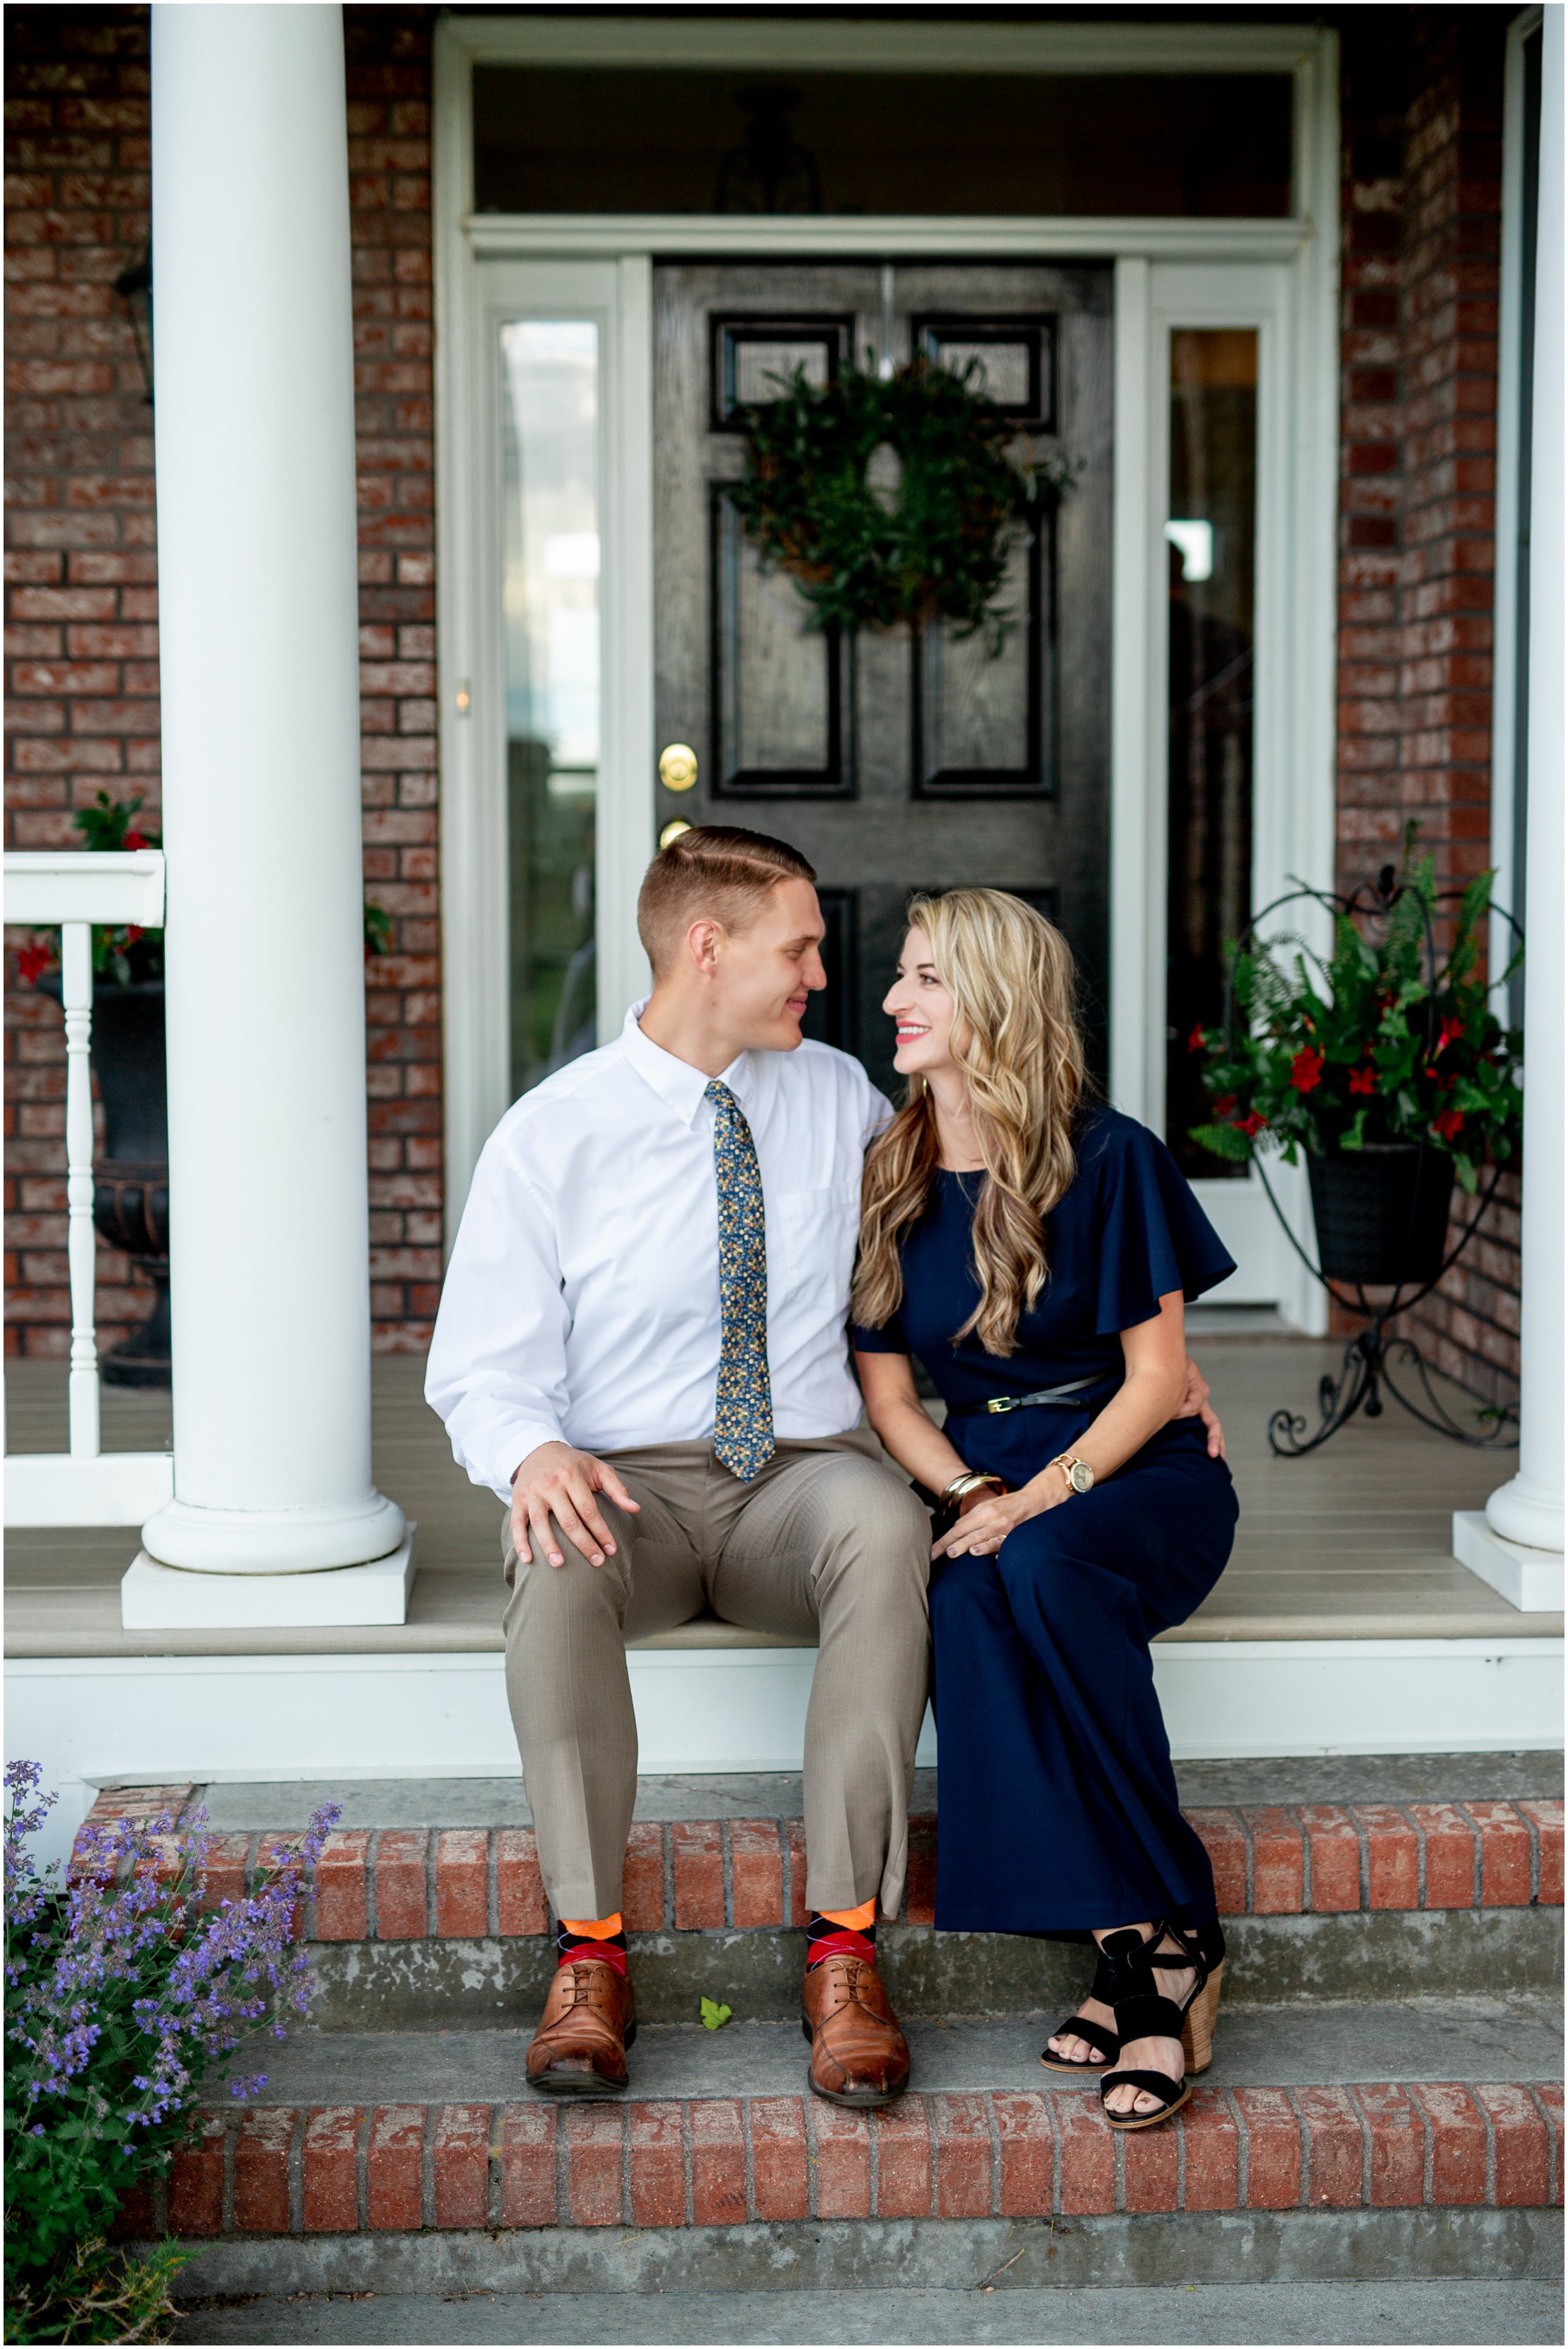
[622,1001,754,1127]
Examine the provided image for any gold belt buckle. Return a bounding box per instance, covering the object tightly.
[985,1396,1013,1415]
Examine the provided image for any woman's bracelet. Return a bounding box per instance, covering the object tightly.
[940,1470,1005,1507]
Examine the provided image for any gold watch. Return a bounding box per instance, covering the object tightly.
[1049,1452,1095,1496]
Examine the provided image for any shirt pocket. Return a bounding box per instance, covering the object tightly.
[771,1179,863,1315]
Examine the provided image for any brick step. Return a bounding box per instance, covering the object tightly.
[81,1784,1565,2022]
[91,1786,1562,1935]
[134,2072,1563,2262]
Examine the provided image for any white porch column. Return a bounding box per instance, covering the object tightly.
[139,5,404,1582]
[1457,6,1564,1612]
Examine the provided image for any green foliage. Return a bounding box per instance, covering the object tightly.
[729,354,1078,645]
[77,794,163,989]
[1188,827,1522,1191]
[698,1997,733,2031]
[4,2234,190,2345]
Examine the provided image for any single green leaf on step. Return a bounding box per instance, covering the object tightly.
[700,1997,733,2031]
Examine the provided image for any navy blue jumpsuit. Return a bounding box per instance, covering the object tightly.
[854,1107,1238,1936]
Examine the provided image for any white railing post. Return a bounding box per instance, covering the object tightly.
[60,920,100,1461]
[4,849,173,1528]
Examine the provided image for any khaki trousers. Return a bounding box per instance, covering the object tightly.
[500,1430,932,1924]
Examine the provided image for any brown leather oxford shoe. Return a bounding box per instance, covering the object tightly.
[801,1953,911,2108]
[525,1957,637,2098]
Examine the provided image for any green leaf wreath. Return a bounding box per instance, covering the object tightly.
[727,355,1078,645]
[1187,828,1522,1195]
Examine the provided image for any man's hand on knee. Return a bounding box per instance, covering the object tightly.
[510,1441,640,1569]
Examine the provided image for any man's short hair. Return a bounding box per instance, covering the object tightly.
[637,826,817,976]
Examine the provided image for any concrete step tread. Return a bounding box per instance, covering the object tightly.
[153,1752,1568,1830]
[165,2279,1568,2348]
[210,1999,1563,2109]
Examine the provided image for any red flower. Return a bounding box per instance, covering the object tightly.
[1436,1016,1464,1053]
[1187,1023,1206,1054]
[1349,1065,1378,1095]
[1211,1093,1238,1118]
[16,943,52,984]
[1434,1107,1465,1142]
[123,829,148,852]
[124,924,144,946]
[1238,1110,1267,1139]
[1289,1047,1325,1093]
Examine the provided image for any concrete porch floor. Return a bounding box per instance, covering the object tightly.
[3,1338,1560,1658]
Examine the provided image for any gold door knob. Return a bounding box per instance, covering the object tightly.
[659,742,698,792]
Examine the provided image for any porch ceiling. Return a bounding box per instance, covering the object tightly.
[4,1347,1559,1660]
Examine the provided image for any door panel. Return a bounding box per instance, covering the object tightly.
[655,260,1112,1098]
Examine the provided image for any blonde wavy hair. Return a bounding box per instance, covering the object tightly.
[853,889,1086,1355]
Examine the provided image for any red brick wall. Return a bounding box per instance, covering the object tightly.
[1337,10,1518,1413]
[345,5,442,1351]
[3,4,441,1359]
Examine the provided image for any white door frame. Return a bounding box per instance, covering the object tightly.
[1114,260,1328,1327]
[434,14,1341,1264]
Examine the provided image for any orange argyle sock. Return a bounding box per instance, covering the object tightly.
[807,1896,877,1967]
[557,1910,628,1976]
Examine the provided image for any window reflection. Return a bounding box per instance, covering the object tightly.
[500,319,600,1100]
[1166,328,1257,1176]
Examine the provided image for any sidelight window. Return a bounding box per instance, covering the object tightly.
[500,318,601,1101]
[1165,327,1258,1177]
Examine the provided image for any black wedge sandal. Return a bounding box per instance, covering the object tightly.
[1040,1947,1120,2074]
[1097,1920,1214,2132]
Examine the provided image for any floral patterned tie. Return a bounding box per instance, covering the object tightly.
[705,1079,775,1481]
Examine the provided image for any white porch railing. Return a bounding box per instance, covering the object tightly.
[4,850,175,1527]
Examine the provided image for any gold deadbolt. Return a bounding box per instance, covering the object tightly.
[659,820,693,851]
[659,742,698,792]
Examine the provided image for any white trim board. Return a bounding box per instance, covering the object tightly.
[439,16,1331,78]
[1490,6,1545,1000]
[8,1636,1560,1875]
[5,1451,172,1528]
[434,18,1343,1253]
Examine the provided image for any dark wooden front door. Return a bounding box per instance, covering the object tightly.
[653,261,1113,1096]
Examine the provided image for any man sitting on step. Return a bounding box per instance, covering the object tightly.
[427,825,932,2108]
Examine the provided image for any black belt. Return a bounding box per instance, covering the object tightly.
[945,1372,1114,1419]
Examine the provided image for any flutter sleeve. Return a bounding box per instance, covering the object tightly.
[1090,1118,1237,1335]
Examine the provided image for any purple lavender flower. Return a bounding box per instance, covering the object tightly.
[6,1757,340,2258]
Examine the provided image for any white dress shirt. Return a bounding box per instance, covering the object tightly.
[426,1005,892,1500]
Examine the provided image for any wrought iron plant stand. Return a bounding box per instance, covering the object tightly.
[1218,867,1521,1459]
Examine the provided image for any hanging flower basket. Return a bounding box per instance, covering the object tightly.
[727,354,1078,645]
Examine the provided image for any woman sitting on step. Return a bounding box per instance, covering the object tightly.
[852,888,1238,2130]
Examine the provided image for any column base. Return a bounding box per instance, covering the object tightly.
[121,1530,417,1630]
[141,1491,406,1573]
[1453,1511,1564,1614]
[1484,1471,1565,1556]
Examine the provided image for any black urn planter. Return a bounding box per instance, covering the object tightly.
[47,977,171,1386]
[1305,1143,1455,1289]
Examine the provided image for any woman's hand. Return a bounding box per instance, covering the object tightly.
[933,1473,1065,1559]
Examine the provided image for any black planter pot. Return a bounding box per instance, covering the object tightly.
[90,980,169,1386]
[1306,1144,1455,1288]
